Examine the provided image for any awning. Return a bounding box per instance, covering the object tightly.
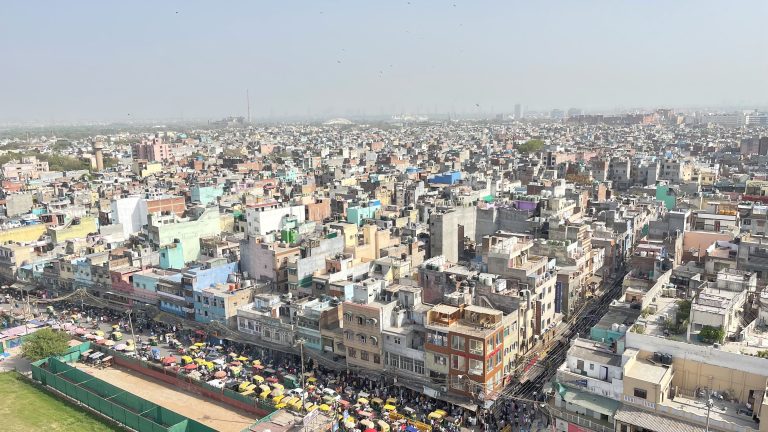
[11,282,33,292]
[614,404,705,432]
[561,387,619,416]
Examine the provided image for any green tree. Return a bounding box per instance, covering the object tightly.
[699,325,725,344]
[22,328,70,361]
[518,139,545,154]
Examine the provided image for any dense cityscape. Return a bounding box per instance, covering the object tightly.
[0,109,767,432]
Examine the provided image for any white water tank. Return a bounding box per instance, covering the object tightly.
[619,324,627,334]
[611,323,620,332]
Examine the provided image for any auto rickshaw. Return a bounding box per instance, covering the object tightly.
[272,393,285,404]
[372,397,383,410]
[277,396,297,409]
[377,420,391,432]
[148,336,158,346]
[239,382,256,393]
[253,375,265,384]
[181,355,194,366]
[110,331,123,341]
[258,385,271,400]
[283,374,299,389]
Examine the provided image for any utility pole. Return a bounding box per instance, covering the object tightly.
[298,339,306,412]
[126,309,138,354]
[246,89,251,124]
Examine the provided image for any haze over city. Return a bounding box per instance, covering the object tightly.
[2,0,767,124]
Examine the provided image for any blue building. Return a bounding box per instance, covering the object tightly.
[429,171,462,185]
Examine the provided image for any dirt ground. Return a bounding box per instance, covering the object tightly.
[79,364,258,432]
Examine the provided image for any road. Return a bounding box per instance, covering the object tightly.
[495,266,629,408]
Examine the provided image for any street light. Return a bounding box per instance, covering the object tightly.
[294,338,306,412]
[126,309,138,355]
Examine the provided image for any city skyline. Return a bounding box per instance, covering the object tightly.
[1,0,767,123]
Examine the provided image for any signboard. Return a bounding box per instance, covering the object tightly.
[555,281,563,313]
[303,409,320,426]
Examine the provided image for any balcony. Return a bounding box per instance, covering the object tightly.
[547,404,614,432]
[556,367,622,400]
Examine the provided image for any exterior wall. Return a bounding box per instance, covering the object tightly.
[191,185,224,205]
[246,205,306,236]
[305,199,331,222]
[148,208,221,262]
[48,217,98,244]
[159,243,185,269]
[110,196,148,237]
[342,302,385,371]
[145,196,186,217]
[626,331,768,403]
[0,224,46,243]
[4,193,34,217]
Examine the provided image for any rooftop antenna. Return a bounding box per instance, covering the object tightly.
[246,88,251,124]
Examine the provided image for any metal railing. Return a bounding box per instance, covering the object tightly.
[546,405,614,432]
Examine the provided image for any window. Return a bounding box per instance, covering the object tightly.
[394,337,401,345]
[348,348,356,358]
[373,354,380,364]
[401,356,414,372]
[434,354,446,366]
[451,355,465,371]
[345,331,352,340]
[359,335,367,344]
[344,313,352,322]
[370,336,378,346]
[468,359,483,375]
[452,335,465,351]
[589,363,594,371]
[414,360,424,375]
[633,388,647,399]
[496,332,502,346]
[357,316,364,325]
[389,353,400,368]
[469,339,483,355]
[361,351,369,361]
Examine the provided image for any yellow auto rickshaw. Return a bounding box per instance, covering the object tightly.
[253,375,264,383]
[181,355,194,365]
[239,382,256,393]
[258,385,271,400]
[110,331,123,341]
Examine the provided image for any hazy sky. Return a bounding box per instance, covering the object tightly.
[1,1,767,123]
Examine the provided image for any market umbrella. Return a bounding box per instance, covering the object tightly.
[162,356,178,365]
[237,356,249,362]
[104,340,116,347]
[115,344,127,351]
[319,404,331,412]
[188,370,202,380]
[214,370,227,379]
[183,364,197,371]
[75,328,87,335]
[194,342,206,347]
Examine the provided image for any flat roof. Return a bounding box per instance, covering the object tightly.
[624,357,669,385]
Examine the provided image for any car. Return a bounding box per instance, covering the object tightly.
[322,388,341,401]
[287,388,306,398]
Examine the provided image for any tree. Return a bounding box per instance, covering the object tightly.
[518,139,545,154]
[22,328,71,361]
[699,325,725,344]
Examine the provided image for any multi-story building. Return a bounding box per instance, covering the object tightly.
[132,135,170,162]
[147,206,222,263]
[424,303,513,401]
[342,279,391,372]
[1,156,49,181]
[485,233,560,343]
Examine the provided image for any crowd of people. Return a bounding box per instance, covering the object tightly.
[17,298,553,431]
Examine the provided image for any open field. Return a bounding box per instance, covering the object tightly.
[80,363,258,432]
[0,372,119,432]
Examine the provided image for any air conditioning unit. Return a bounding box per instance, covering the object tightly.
[440,386,447,392]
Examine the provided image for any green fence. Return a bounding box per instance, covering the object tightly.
[31,357,216,432]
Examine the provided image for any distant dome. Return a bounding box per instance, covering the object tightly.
[324,118,354,125]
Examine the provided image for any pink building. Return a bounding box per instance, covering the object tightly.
[132,135,170,162]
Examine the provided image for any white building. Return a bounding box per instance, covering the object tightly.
[110,196,148,238]
[245,202,306,236]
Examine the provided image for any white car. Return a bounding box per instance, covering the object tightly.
[322,388,341,401]
[288,388,306,398]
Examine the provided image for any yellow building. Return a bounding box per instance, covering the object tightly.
[47,217,98,244]
[0,224,46,243]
